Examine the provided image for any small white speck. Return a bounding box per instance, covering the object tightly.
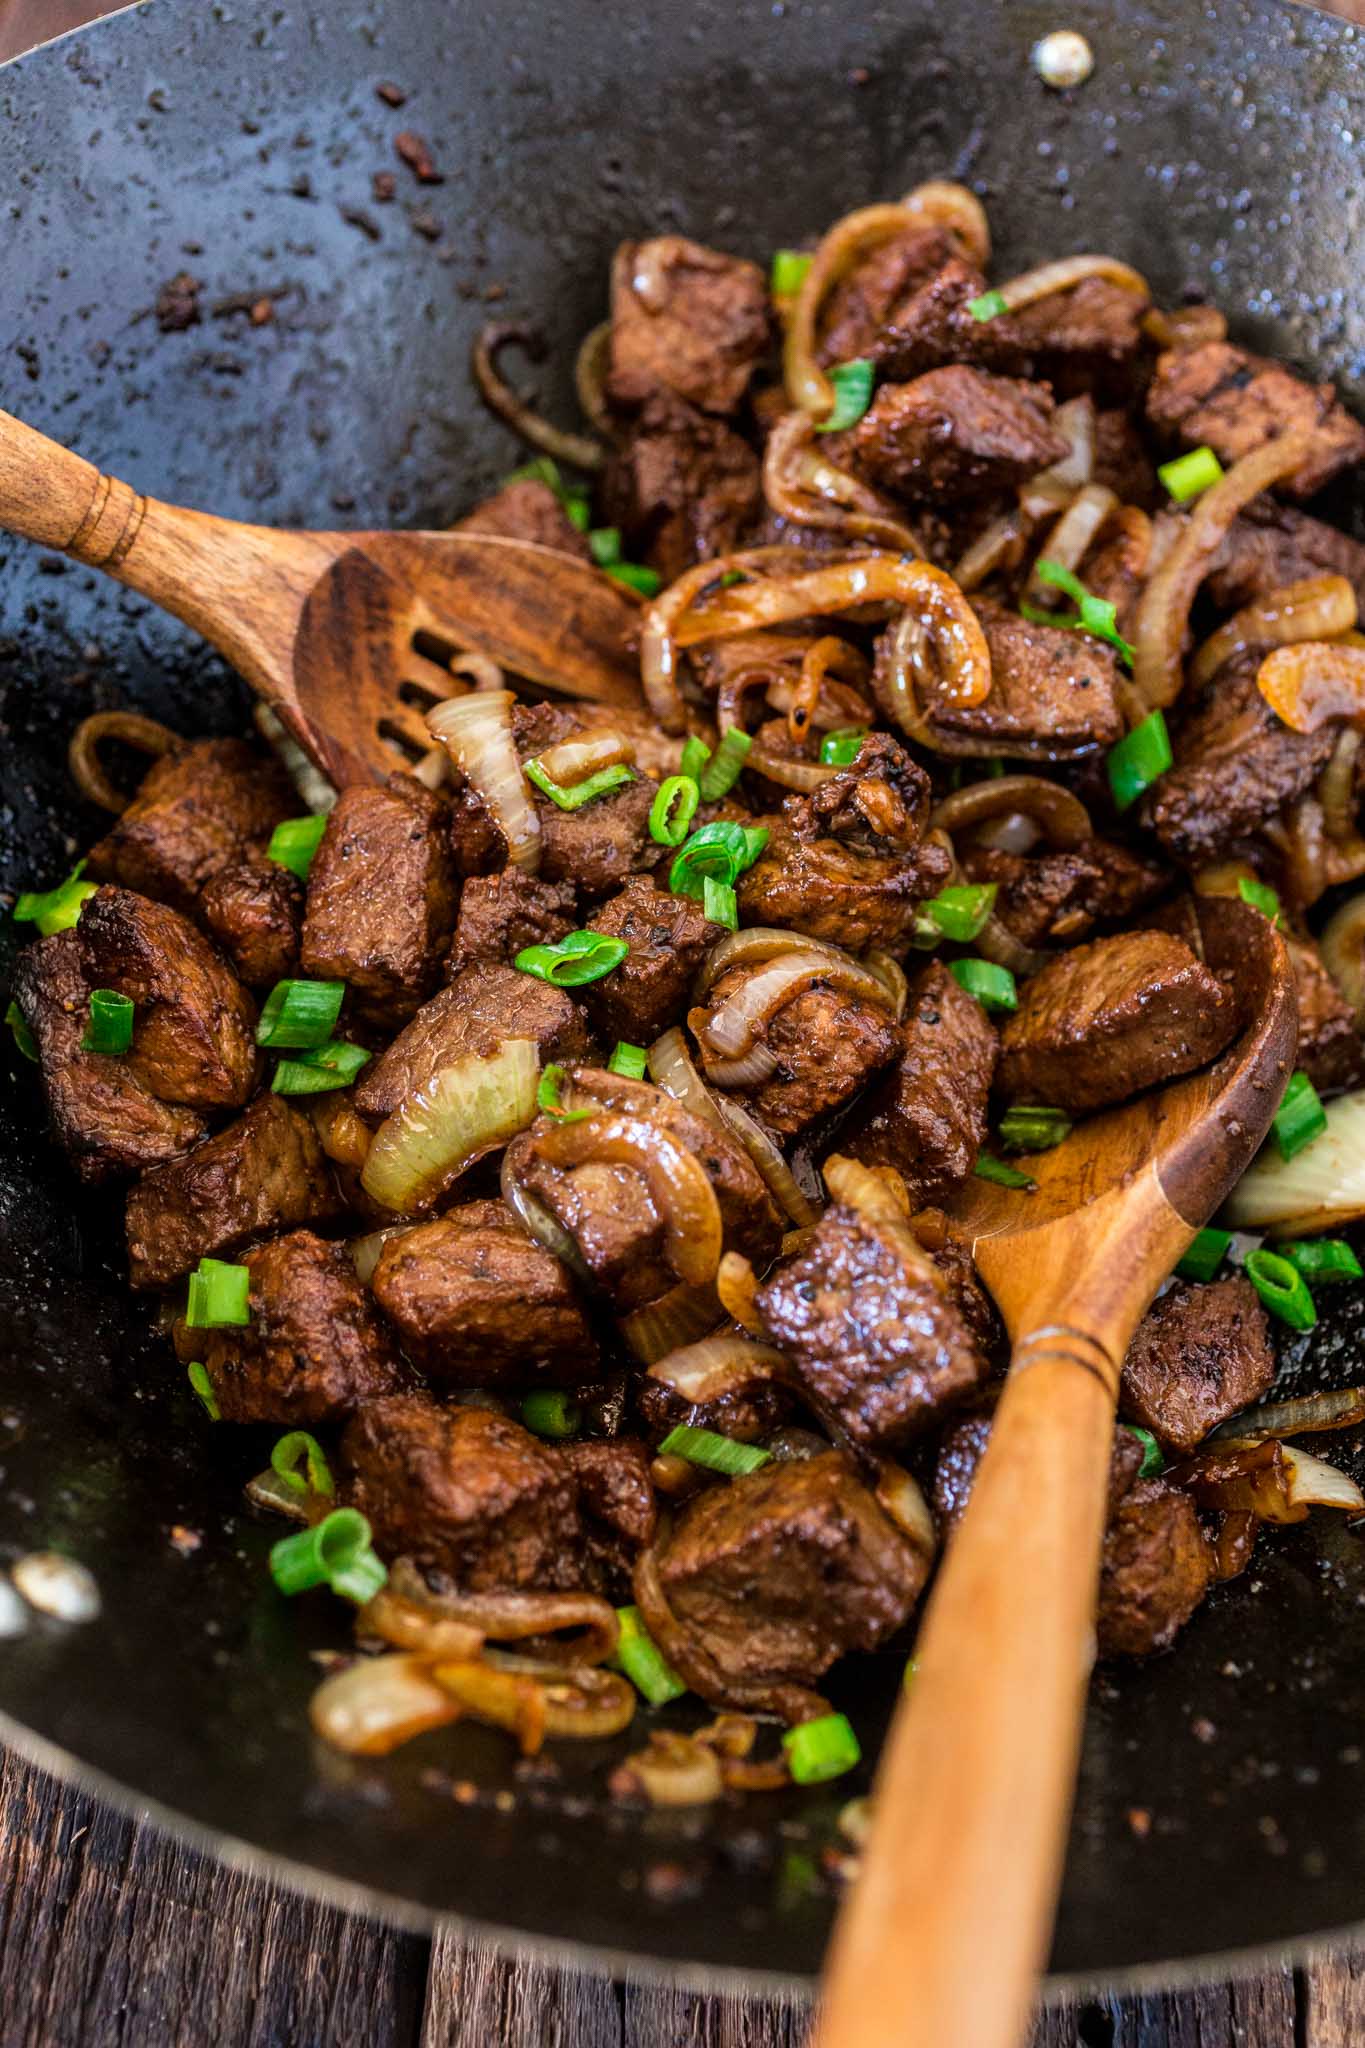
[1033,30,1094,90]
[12,1552,101,1623]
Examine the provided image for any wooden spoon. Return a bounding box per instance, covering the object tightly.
[817,896,1298,2048]
[0,406,641,788]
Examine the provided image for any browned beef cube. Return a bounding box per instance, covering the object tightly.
[454,477,592,560]
[601,393,761,585]
[86,737,296,915]
[933,1410,1143,1538]
[849,255,1031,384]
[817,226,960,366]
[369,1199,598,1385]
[125,1094,341,1289]
[1005,277,1148,398]
[998,929,1237,1115]
[300,777,457,1023]
[1121,1276,1274,1455]
[757,1203,989,1449]
[799,732,934,851]
[904,598,1124,760]
[635,1366,790,1448]
[962,838,1169,950]
[1287,934,1364,1096]
[842,960,997,1201]
[691,968,897,1137]
[198,853,303,989]
[1146,341,1365,500]
[78,885,260,1109]
[582,878,722,1045]
[1208,501,1365,614]
[1092,407,1161,510]
[850,368,1066,502]
[607,235,770,417]
[737,821,951,954]
[353,960,593,1126]
[1097,1478,1214,1657]
[175,1230,406,1425]
[650,1451,928,1708]
[560,1438,657,1600]
[446,869,577,977]
[12,931,206,1183]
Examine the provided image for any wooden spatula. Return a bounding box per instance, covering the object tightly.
[0,406,641,789]
[817,896,1298,2048]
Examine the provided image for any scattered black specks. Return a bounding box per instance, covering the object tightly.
[409,208,442,243]
[153,271,201,332]
[376,80,408,107]
[372,170,397,204]
[339,205,381,242]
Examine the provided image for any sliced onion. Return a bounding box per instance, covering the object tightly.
[930,774,1092,850]
[536,1111,724,1286]
[255,704,338,814]
[574,318,617,442]
[874,1460,938,1558]
[535,728,634,784]
[363,1564,618,1665]
[1319,893,1365,1024]
[310,1653,460,1757]
[1190,574,1357,691]
[863,949,909,1022]
[695,925,852,1000]
[901,178,991,265]
[784,201,925,417]
[703,1043,782,1090]
[649,1333,790,1405]
[428,689,542,873]
[714,1248,765,1333]
[1173,1437,1365,1522]
[1027,396,1095,506]
[245,1468,320,1524]
[766,668,874,736]
[433,1652,635,1751]
[823,1151,912,1225]
[499,1153,594,1279]
[1026,483,1118,596]
[1257,640,1365,734]
[713,1095,822,1227]
[746,745,841,793]
[975,914,1052,978]
[989,254,1149,314]
[471,322,605,472]
[614,1729,725,1807]
[1223,1086,1365,1235]
[1319,727,1363,844]
[763,411,925,556]
[1143,303,1228,351]
[361,1038,540,1213]
[619,1279,724,1364]
[350,1224,415,1286]
[953,510,1028,593]
[700,952,897,1059]
[309,1097,374,1170]
[647,1026,725,1127]
[68,710,175,815]
[1211,1388,1365,1443]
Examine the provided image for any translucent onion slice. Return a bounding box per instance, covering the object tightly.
[703,1043,782,1090]
[988,253,1149,314]
[1319,893,1365,1025]
[763,411,925,557]
[1190,574,1357,691]
[309,1653,460,1757]
[953,510,1027,594]
[1318,727,1362,844]
[784,201,922,418]
[1174,1437,1365,1522]
[1025,483,1117,595]
[874,1460,938,1558]
[930,774,1092,850]
[535,728,633,784]
[700,953,897,1059]
[901,178,991,266]
[361,1038,539,1214]
[714,1248,765,1333]
[1023,396,1095,510]
[350,1224,415,1286]
[746,745,841,793]
[695,925,850,1001]
[536,1111,724,1286]
[646,1026,725,1126]
[713,1095,822,1227]
[615,1729,724,1807]
[1143,302,1227,351]
[648,1332,790,1404]
[574,319,617,442]
[1223,1087,1365,1236]
[255,705,339,815]
[428,689,542,873]
[1257,640,1365,734]
[432,1652,636,1752]
[618,1279,724,1364]
[471,321,605,472]
[1211,1387,1365,1443]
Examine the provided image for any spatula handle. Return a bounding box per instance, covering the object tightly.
[0,406,152,566]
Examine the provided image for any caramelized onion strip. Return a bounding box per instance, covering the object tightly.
[783,202,921,418]
[989,254,1149,313]
[763,412,925,556]
[68,711,176,814]
[930,773,1092,849]
[471,322,605,472]
[537,1113,724,1286]
[900,179,991,267]
[1257,640,1365,734]
[1191,575,1357,691]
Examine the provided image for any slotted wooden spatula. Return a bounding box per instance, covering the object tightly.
[0,406,641,788]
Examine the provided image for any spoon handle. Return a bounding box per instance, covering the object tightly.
[0,405,151,565]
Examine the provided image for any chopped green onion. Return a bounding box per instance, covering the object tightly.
[524,758,634,811]
[742,825,770,868]
[5,1000,37,1062]
[1278,1238,1364,1286]
[1273,1070,1327,1162]
[256,978,345,1050]
[819,727,868,767]
[266,814,329,881]
[1244,1247,1317,1332]
[1175,1226,1232,1283]
[186,1361,220,1421]
[783,1711,861,1785]
[588,525,622,567]
[998,1104,1072,1153]
[973,1150,1037,1190]
[185,1256,251,1329]
[610,1604,687,1704]
[969,289,1008,323]
[1106,708,1173,813]
[1124,1425,1165,1478]
[949,957,1018,1013]
[816,357,875,434]
[770,248,813,297]
[922,882,998,944]
[606,562,662,598]
[271,1039,371,1095]
[657,1423,771,1477]
[703,876,738,929]
[1236,875,1282,926]
[13,860,97,936]
[564,493,592,533]
[679,734,711,784]
[698,728,752,801]
[1032,559,1135,667]
[649,774,700,847]
[82,988,135,1057]
[520,1390,582,1439]
[271,1430,335,1498]
[537,1061,592,1122]
[506,456,569,495]
[515,931,629,986]
[269,1507,387,1604]
[1158,445,1225,504]
[608,1041,648,1080]
[669,820,759,899]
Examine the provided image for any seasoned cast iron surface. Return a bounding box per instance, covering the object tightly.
[3,0,1365,1986]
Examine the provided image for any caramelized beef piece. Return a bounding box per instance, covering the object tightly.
[850,368,1065,502]
[175,1230,405,1426]
[842,960,997,1201]
[635,1368,790,1448]
[904,599,1124,760]
[85,737,295,915]
[601,393,762,585]
[607,235,770,417]
[1121,1276,1274,1455]
[933,1411,1143,1537]
[370,1200,598,1385]
[125,1094,341,1290]
[692,969,899,1137]
[455,477,593,560]
[560,1438,658,1600]
[78,885,260,1109]
[817,226,960,366]
[1208,501,1365,614]
[1092,407,1161,510]
[300,777,457,1023]
[1004,278,1148,398]
[801,731,933,848]
[738,818,951,950]
[757,1203,989,1449]
[1147,341,1365,500]
[962,838,1169,949]
[12,931,206,1183]
[446,869,577,977]
[1287,933,1364,1096]
[582,878,723,1045]
[851,256,1027,383]
[1097,1479,1214,1658]
[997,929,1237,1114]
[353,961,592,1125]
[198,853,303,989]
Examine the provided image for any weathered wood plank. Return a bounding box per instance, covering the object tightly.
[422,1927,625,2046]
[1301,1946,1365,2046]
[1044,1969,1296,2048]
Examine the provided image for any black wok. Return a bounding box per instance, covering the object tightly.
[4,0,1365,1993]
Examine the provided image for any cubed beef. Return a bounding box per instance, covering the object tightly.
[849,368,1066,502]
[1004,277,1148,398]
[852,256,1027,384]
[1146,341,1365,501]
[646,1451,928,1712]
[582,878,723,1045]
[607,235,770,417]
[737,818,952,951]
[898,599,1124,760]
[300,777,457,1023]
[962,838,1169,950]
[1097,1478,1214,1658]
[78,885,260,1109]
[446,869,577,977]
[12,931,206,1183]
[370,1200,598,1385]
[933,1410,1144,1537]
[175,1230,406,1426]
[691,969,899,1137]
[601,393,762,585]
[996,928,1237,1114]
[454,477,593,560]
[817,226,960,365]
[1075,508,1151,635]
[636,1364,790,1448]
[842,960,997,1201]
[1209,501,1365,615]
[560,1438,658,1600]
[1286,933,1364,1096]
[1121,1276,1275,1455]
[1092,407,1161,510]
[799,732,934,850]
[125,1093,341,1290]
[1143,658,1338,863]
[198,853,303,989]
[86,737,296,915]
